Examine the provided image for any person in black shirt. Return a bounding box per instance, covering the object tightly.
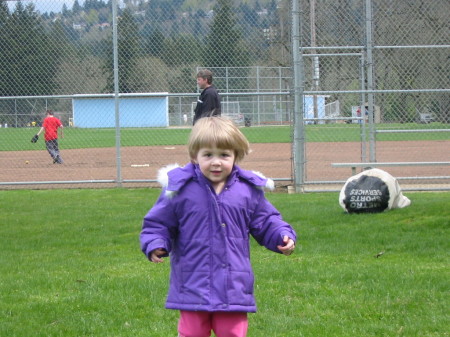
[193,69,221,124]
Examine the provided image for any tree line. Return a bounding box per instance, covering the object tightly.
[0,0,285,97]
[0,0,447,122]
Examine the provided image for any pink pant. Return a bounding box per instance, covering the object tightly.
[178,310,248,337]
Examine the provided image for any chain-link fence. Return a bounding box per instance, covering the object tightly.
[0,0,449,191]
[295,0,449,191]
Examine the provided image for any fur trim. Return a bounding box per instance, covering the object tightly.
[157,163,180,188]
[265,178,275,191]
[164,190,177,199]
[252,170,275,191]
[157,165,275,197]
[252,170,266,179]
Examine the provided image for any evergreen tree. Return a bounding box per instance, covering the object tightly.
[162,35,200,67]
[160,1,176,21]
[145,0,160,22]
[169,67,197,93]
[239,3,259,27]
[103,8,140,93]
[1,2,60,96]
[141,23,166,57]
[193,19,203,39]
[62,3,69,17]
[0,1,10,97]
[0,0,8,20]
[72,0,81,14]
[50,19,73,55]
[171,21,180,37]
[203,0,249,69]
[203,0,250,91]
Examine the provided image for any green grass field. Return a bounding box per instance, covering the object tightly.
[0,123,448,151]
[0,189,448,336]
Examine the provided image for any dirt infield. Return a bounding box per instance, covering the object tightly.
[1,140,448,190]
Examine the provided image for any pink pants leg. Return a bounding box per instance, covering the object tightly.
[178,310,248,337]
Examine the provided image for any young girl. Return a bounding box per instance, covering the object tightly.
[140,117,297,337]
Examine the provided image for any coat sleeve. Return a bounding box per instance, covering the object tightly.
[248,193,297,253]
[140,191,179,260]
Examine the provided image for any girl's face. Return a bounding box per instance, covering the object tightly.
[194,147,235,193]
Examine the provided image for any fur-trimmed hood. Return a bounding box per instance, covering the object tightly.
[157,163,274,198]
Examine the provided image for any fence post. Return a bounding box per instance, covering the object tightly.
[365,0,376,163]
[359,53,367,163]
[292,0,305,192]
[112,0,122,187]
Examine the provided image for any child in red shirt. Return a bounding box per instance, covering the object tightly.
[36,110,64,164]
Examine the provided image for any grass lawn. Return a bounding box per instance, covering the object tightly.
[0,123,448,151]
[0,189,448,336]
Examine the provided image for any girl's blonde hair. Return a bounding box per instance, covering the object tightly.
[188,117,250,163]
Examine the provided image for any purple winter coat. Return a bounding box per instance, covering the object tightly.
[140,163,297,313]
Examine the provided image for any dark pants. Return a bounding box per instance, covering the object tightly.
[45,139,62,163]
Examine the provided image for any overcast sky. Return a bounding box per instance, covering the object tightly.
[6,1,75,13]
[6,1,129,13]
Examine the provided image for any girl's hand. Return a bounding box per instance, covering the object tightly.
[150,248,167,263]
[277,235,296,256]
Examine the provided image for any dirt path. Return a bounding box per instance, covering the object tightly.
[1,141,448,189]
